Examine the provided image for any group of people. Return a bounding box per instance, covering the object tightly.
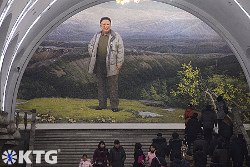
[183,95,249,167]
[78,133,183,167]
[79,95,248,167]
[79,139,126,167]
[79,129,248,167]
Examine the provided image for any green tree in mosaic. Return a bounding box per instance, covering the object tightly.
[171,62,203,106]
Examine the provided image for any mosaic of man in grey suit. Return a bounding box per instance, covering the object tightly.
[88,17,124,112]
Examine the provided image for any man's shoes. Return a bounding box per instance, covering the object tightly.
[111,108,119,112]
[95,107,106,110]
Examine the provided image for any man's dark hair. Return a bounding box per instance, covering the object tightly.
[100,17,111,23]
[157,133,162,137]
[172,132,179,139]
[135,143,142,150]
[82,154,87,158]
[114,139,120,144]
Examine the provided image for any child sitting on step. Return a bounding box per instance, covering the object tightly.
[79,154,93,167]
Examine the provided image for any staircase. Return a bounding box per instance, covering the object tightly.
[33,128,185,167]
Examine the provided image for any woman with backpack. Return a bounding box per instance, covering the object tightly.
[133,143,146,167]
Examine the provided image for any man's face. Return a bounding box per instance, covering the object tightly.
[100,19,111,34]
[114,143,120,148]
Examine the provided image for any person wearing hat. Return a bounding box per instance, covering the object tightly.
[109,140,126,167]
[88,17,124,112]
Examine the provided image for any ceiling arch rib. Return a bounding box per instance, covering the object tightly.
[0,0,3,9]
[0,0,32,70]
[233,0,250,19]
[0,13,11,56]
[0,0,63,73]
[5,48,24,120]
[0,0,11,14]
[247,48,250,59]
[0,34,18,110]
[0,12,11,108]
[0,0,14,27]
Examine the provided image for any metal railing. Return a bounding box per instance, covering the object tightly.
[15,109,37,167]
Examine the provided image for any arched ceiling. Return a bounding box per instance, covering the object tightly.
[0,0,250,120]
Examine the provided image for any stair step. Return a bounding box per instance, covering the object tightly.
[33,129,185,167]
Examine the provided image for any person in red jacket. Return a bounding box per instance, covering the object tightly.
[184,103,194,125]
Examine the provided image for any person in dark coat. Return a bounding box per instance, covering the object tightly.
[230,134,248,167]
[170,157,182,167]
[169,151,191,167]
[151,150,168,167]
[193,133,208,155]
[193,145,207,167]
[152,133,168,158]
[200,104,217,144]
[93,141,109,167]
[216,95,229,134]
[133,143,145,167]
[185,112,202,149]
[208,132,220,156]
[211,141,231,167]
[168,132,182,161]
[109,140,126,167]
[220,116,233,147]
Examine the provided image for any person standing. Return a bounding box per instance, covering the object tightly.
[152,133,168,158]
[185,112,202,149]
[200,104,217,144]
[88,17,124,112]
[168,132,183,162]
[193,145,207,167]
[109,140,126,167]
[133,143,145,167]
[216,95,229,134]
[93,141,109,167]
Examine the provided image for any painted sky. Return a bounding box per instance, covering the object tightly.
[48,1,220,41]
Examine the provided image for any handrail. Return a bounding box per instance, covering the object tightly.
[15,109,37,167]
